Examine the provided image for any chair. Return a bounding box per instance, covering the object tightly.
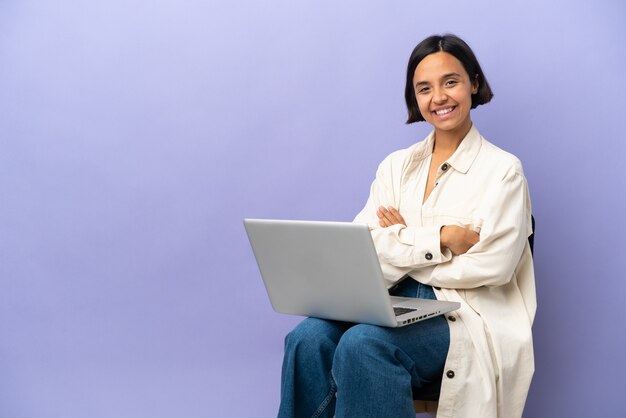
[413,399,439,416]
[412,379,441,416]
[413,216,535,416]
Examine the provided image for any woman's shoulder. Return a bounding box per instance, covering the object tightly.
[375,145,425,184]
[378,135,433,171]
[479,136,525,177]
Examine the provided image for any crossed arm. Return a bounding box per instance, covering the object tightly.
[376,206,479,256]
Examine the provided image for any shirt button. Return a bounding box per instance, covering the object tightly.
[425,252,433,260]
[441,163,449,171]
[447,315,456,322]
[446,370,455,379]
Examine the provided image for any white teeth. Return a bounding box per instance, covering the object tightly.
[435,107,453,115]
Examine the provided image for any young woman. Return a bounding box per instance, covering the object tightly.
[278,34,536,418]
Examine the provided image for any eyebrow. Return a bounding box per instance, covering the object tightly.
[414,72,463,88]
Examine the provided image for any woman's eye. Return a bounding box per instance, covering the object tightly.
[417,87,430,94]
[445,80,458,87]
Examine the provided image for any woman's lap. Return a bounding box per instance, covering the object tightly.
[334,312,449,384]
[287,313,449,373]
[279,280,450,417]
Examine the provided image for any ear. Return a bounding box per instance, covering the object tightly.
[471,75,479,95]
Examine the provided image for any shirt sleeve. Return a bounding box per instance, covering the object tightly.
[353,154,452,272]
[421,163,533,289]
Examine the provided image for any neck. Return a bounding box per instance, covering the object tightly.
[433,121,473,155]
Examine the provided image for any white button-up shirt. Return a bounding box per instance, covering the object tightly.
[354,125,536,418]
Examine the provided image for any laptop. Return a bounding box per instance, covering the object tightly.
[243,219,460,327]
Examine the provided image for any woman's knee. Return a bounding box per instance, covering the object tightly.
[333,324,388,363]
[284,318,346,356]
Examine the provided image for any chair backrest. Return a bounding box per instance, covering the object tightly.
[529,215,535,255]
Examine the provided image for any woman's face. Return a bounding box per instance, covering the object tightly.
[412,51,478,137]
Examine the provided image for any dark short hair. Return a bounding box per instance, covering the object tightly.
[404,34,494,124]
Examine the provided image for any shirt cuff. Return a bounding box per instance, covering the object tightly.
[400,224,451,265]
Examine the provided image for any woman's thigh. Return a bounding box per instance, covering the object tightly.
[340,316,448,375]
[334,279,450,387]
[286,317,352,347]
[287,280,449,385]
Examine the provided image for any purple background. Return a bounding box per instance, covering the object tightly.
[1,1,625,417]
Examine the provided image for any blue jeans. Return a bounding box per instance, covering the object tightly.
[277,279,450,418]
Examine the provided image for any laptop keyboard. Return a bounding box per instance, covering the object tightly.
[393,307,418,316]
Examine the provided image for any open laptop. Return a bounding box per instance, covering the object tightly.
[243,219,460,327]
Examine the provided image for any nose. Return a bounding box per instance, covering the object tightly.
[433,86,447,104]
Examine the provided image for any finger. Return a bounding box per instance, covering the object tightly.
[388,207,406,225]
[389,206,403,218]
[387,206,400,220]
[377,213,389,227]
[378,207,393,223]
[385,207,404,225]
[376,208,384,224]
[384,211,398,226]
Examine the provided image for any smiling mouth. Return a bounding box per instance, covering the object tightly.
[434,107,455,116]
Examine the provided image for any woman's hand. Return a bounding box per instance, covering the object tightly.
[440,225,480,255]
[377,206,406,228]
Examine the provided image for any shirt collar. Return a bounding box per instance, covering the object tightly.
[408,124,482,174]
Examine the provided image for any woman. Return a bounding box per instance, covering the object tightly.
[278,34,536,418]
